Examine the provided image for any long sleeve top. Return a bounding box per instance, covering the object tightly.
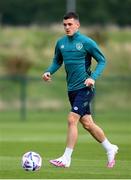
[45,31,106,91]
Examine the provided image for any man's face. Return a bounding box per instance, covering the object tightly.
[63,18,80,36]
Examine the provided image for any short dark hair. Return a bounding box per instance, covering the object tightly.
[63,12,79,21]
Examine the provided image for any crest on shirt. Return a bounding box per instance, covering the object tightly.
[61,45,64,49]
[76,43,83,50]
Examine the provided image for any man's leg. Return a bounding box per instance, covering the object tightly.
[66,112,80,148]
[80,114,105,142]
[80,114,118,168]
[50,112,80,167]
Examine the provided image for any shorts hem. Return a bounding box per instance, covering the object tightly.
[71,110,91,117]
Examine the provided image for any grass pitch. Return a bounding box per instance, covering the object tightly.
[0,111,131,179]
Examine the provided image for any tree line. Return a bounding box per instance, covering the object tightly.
[0,0,131,26]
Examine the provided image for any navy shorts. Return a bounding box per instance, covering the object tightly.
[68,87,95,116]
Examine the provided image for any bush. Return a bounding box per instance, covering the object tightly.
[5,56,32,75]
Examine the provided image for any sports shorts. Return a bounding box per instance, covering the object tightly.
[68,87,95,116]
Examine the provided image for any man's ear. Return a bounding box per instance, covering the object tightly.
[77,21,80,28]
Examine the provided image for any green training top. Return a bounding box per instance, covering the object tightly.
[45,31,106,91]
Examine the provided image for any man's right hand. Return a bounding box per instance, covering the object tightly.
[42,72,51,82]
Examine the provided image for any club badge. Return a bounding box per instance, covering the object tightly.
[76,43,83,50]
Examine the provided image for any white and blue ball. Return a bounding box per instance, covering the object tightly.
[22,151,42,171]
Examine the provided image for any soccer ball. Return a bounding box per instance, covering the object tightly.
[22,151,42,171]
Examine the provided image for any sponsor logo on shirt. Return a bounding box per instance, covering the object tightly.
[76,43,83,50]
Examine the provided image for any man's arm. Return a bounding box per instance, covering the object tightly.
[90,44,106,81]
[42,41,63,81]
[84,38,106,86]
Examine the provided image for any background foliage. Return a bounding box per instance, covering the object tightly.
[0,0,131,26]
[0,26,131,114]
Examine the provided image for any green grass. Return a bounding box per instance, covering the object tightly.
[0,111,131,179]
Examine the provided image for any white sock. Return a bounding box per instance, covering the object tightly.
[63,147,73,159]
[101,138,113,152]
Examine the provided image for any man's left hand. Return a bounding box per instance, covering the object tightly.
[84,78,95,87]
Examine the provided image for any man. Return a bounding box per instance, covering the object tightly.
[42,12,118,168]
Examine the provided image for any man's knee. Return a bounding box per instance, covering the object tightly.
[68,112,80,126]
[80,115,94,130]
